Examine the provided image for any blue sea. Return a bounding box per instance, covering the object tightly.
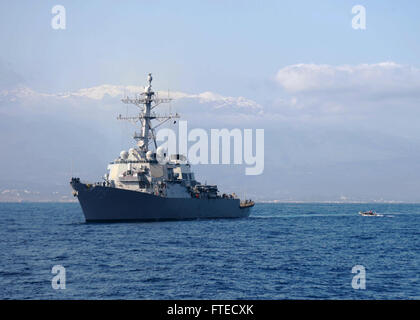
[0,202,418,300]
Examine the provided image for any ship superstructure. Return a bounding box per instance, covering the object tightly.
[70,74,254,221]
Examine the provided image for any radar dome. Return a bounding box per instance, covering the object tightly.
[146,150,153,160]
[120,150,129,160]
[156,146,166,157]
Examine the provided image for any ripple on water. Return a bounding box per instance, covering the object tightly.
[0,202,419,299]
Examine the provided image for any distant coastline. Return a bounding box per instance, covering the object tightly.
[258,200,416,204]
[1,199,419,204]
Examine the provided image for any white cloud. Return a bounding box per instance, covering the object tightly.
[275,62,420,97]
[270,62,420,117]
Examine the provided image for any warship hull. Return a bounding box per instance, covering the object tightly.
[71,180,251,222]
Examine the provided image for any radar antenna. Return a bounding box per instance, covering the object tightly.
[119,73,179,152]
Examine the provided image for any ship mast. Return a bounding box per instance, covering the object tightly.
[118,73,179,152]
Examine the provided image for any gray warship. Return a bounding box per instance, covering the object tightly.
[70,74,254,222]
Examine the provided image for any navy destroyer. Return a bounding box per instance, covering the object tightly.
[70,74,254,221]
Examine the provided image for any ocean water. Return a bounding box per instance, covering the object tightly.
[0,202,418,300]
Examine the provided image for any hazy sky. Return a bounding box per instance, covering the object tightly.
[1,1,420,201]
